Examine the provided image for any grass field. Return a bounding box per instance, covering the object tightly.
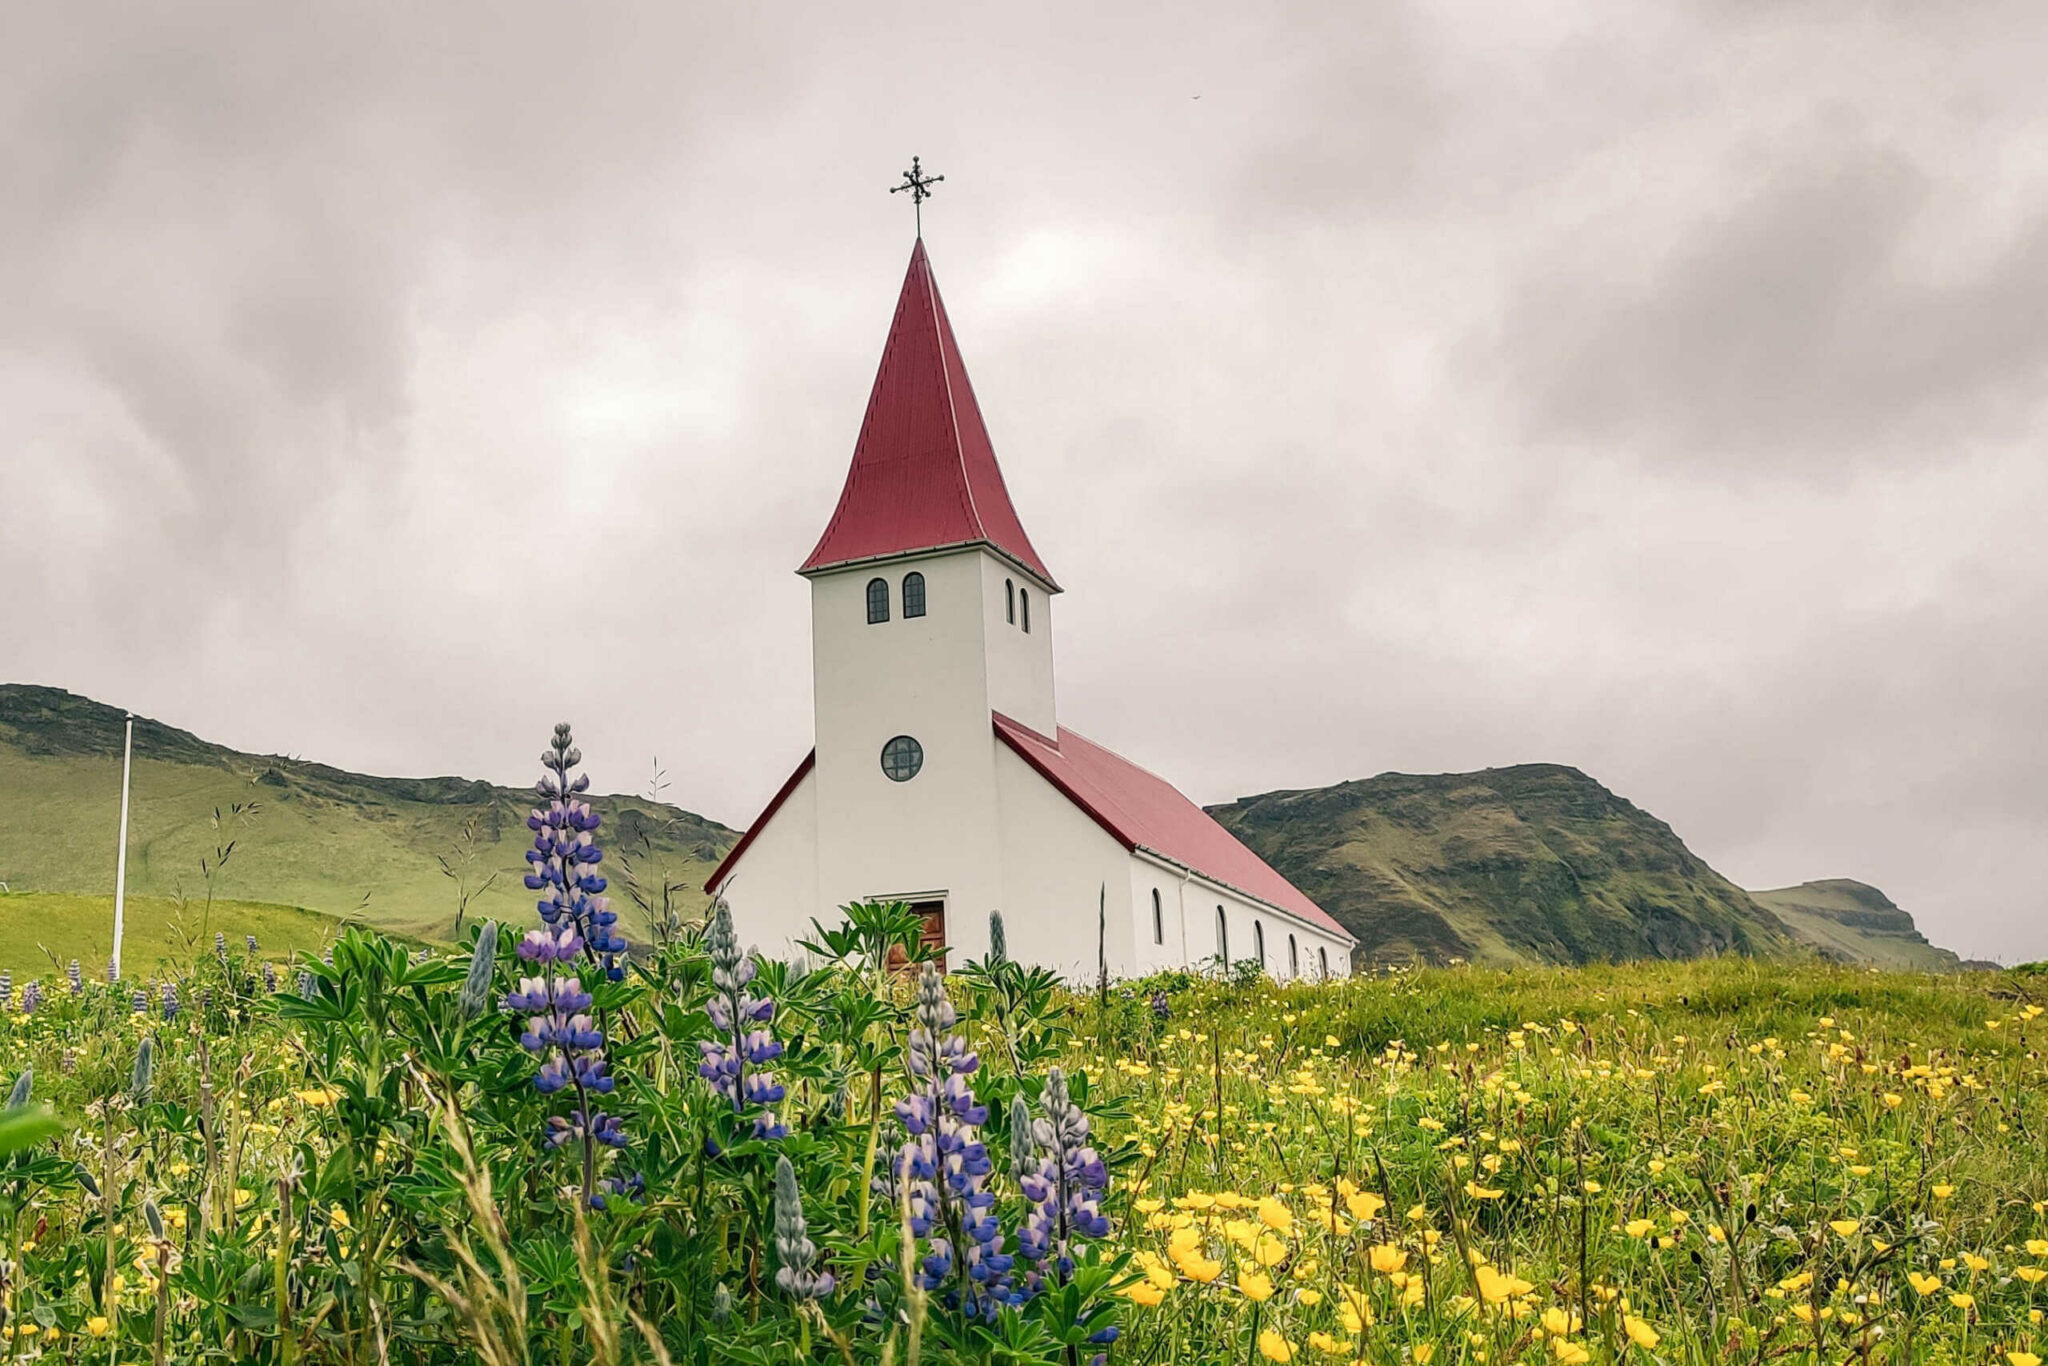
[1,929,2041,1364]
[0,891,346,979]
[1094,958,2048,1364]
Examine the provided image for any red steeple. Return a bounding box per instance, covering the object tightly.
[800,241,1058,589]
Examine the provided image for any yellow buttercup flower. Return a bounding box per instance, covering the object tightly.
[86,1318,110,1339]
[1829,1219,1860,1238]
[1474,1264,1532,1305]
[1237,1270,1275,1302]
[1623,1317,1660,1350]
[1949,1292,1976,1310]
[1370,1244,1408,1275]
[1258,1329,1295,1362]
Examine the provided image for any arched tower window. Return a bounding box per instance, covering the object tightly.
[866,577,890,624]
[902,571,926,618]
[1151,888,1164,945]
[1005,578,1015,624]
[1020,587,1030,633]
[1318,946,1330,979]
[1288,934,1298,978]
[1215,906,1228,967]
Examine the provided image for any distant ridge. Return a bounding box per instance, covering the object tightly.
[0,684,736,942]
[1209,764,1966,970]
[1749,878,1970,972]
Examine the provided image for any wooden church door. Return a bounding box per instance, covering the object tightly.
[911,899,947,971]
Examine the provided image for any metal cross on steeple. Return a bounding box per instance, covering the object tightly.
[890,156,944,237]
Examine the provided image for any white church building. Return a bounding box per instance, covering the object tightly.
[708,240,1355,982]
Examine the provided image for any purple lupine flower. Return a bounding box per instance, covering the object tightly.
[523,724,627,982]
[695,900,787,1141]
[160,981,179,1022]
[262,961,278,994]
[214,932,227,960]
[131,989,148,1015]
[0,971,10,1009]
[879,964,1014,1318]
[512,722,628,1208]
[245,934,259,953]
[20,982,40,1015]
[68,960,82,995]
[107,959,120,985]
[1016,1066,1111,1285]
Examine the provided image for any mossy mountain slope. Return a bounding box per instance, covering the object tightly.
[1209,764,1802,966]
[1749,879,1967,972]
[0,684,736,943]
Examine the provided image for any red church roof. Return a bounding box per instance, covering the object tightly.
[799,241,1058,589]
[993,713,1353,941]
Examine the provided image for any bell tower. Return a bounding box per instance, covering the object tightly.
[796,241,1059,957]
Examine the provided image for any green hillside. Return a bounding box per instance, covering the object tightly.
[0,684,736,946]
[1750,878,1967,971]
[1209,763,1803,966]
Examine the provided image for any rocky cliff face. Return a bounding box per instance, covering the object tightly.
[1209,764,1800,966]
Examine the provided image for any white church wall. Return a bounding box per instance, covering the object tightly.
[992,740,1137,981]
[979,553,1056,737]
[715,763,820,957]
[808,550,1009,968]
[1127,851,1354,982]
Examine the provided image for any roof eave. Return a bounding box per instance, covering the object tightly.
[798,539,1061,594]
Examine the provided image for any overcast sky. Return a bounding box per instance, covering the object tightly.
[6,1,2045,961]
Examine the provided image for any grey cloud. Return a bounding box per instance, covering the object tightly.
[1499,135,2048,467]
[2,0,2045,964]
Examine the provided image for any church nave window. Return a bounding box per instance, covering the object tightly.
[1253,921,1266,968]
[902,571,926,618]
[1151,888,1164,945]
[1215,906,1228,966]
[1005,578,1015,624]
[1288,934,1298,978]
[1318,946,1330,980]
[880,734,924,782]
[867,577,890,624]
[1020,587,1030,633]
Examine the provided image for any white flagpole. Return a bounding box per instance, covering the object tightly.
[112,712,134,981]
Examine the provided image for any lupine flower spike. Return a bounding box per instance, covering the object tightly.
[512,724,626,1207]
[773,1154,835,1299]
[880,963,1015,1318]
[696,900,787,1142]
[524,723,627,982]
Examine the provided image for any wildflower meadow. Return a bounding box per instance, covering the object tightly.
[1,725,2044,1365]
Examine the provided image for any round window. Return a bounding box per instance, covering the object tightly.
[880,735,924,782]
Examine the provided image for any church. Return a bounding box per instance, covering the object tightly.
[708,239,1355,983]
